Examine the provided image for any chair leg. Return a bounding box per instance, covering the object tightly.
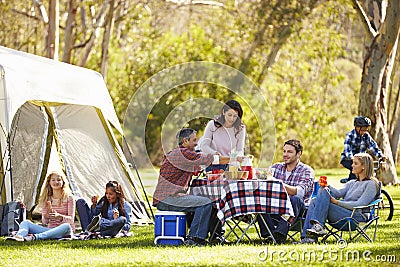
[224,214,275,244]
[257,214,276,244]
[225,220,241,241]
[372,220,378,241]
[208,220,221,244]
[235,216,257,244]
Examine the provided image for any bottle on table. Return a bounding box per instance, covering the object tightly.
[241,155,254,180]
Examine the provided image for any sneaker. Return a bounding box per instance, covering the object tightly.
[24,235,36,242]
[5,235,24,242]
[293,237,317,244]
[261,236,275,245]
[86,215,101,232]
[209,235,230,245]
[183,236,207,247]
[306,223,326,237]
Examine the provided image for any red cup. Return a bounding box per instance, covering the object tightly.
[193,166,201,176]
[241,165,253,180]
[319,176,327,187]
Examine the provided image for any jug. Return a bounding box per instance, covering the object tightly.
[241,155,254,180]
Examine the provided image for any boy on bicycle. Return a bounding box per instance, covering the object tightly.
[340,116,385,181]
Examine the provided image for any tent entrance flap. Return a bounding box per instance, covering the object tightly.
[50,104,149,221]
[10,102,49,209]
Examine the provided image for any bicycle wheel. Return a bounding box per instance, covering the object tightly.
[379,189,394,221]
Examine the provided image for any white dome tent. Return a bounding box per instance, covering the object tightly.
[0,46,150,223]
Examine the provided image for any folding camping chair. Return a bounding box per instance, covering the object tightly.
[320,196,381,243]
[223,214,267,244]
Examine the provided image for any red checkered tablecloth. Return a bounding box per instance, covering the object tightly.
[190,179,294,224]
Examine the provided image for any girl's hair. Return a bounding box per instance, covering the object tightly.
[353,153,380,190]
[213,100,244,135]
[100,180,126,218]
[39,171,72,207]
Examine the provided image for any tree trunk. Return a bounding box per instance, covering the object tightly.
[100,0,115,78]
[62,0,78,63]
[388,50,400,162]
[78,1,109,67]
[391,111,400,162]
[358,0,400,185]
[32,0,49,23]
[46,0,59,60]
[114,0,129,44]
[257,26,292,85]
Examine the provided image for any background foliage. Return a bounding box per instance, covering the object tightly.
[0,0,386,168]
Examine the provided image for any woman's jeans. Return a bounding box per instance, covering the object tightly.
[99,217,126,236]
[16,220,72,240]
[157,195,212,240]
[76,198,93,231]
[76,198,126,236]
[301,188,367,239]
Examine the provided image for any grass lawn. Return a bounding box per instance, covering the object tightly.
[1,168,399,267]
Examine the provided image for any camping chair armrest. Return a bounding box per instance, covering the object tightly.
[351,199,381,217]
[353,199,381,210]
[353,205,369,210]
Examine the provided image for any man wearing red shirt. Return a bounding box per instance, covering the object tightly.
[153,128,229,246]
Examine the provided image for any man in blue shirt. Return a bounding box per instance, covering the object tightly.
[340,116,385,181]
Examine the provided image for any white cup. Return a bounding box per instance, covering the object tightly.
[267,167,276,180]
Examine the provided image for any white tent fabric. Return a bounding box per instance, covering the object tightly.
[0,45,122,134]
[0,46,149,222]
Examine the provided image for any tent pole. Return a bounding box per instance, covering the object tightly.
[123,136,154,220]
[0,138,8,196]
[7,132,12,198]
[0,122,7,199]
[0,133,12,198]
[6,110,21,200]
[0,110,22,199]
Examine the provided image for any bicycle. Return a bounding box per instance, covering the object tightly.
[340,158,394,221]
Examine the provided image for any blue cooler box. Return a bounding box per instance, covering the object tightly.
[154,211,186,245]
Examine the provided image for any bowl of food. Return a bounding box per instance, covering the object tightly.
[224,171,249,180]
[254,168,269,180]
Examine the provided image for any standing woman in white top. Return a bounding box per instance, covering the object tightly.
[200,99,246,171]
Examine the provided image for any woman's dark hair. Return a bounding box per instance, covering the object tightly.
[100,180,126,218]
[213,100,244,135]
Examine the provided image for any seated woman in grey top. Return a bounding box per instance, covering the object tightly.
[298,153,380,244]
